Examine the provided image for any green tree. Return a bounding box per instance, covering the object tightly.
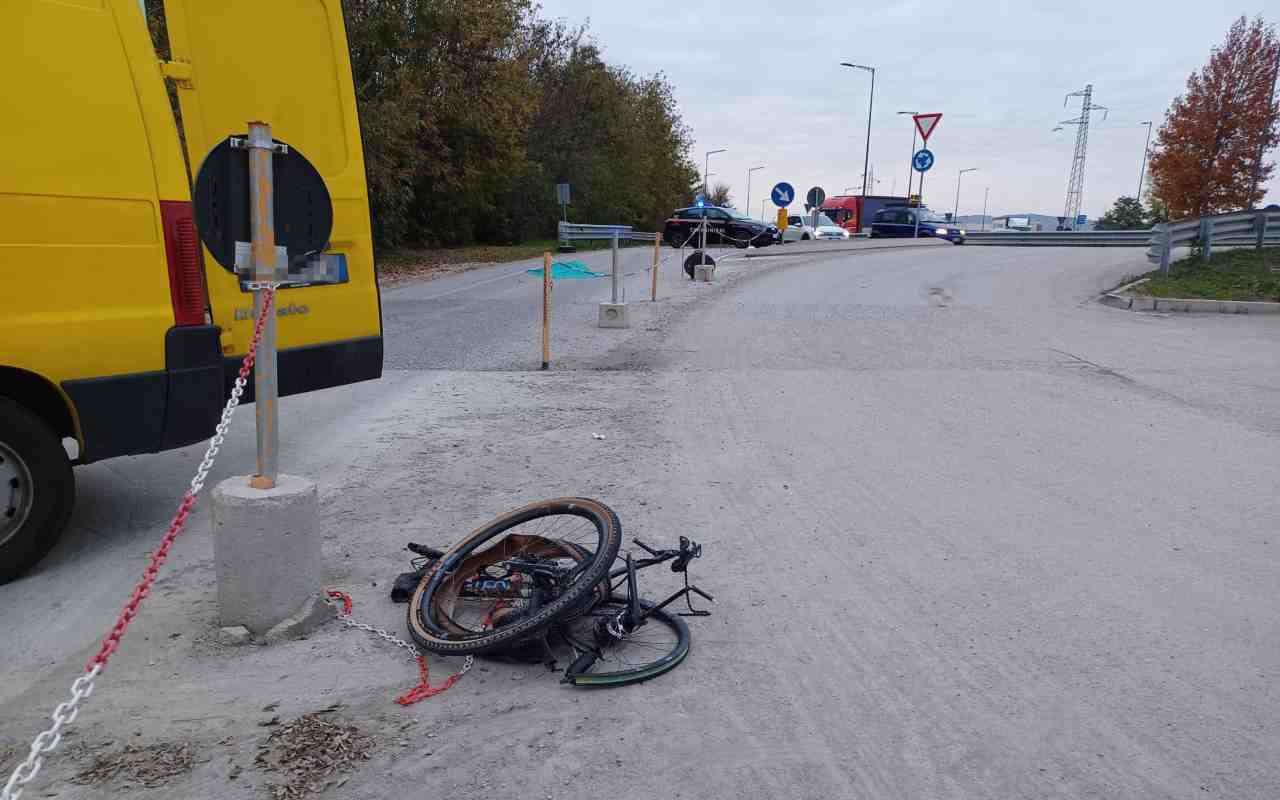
[1146,196,1171,224]
[1095,196,1150,230]
[708,182,733,208]
[343,1,699,248]
[1148,16,1280,217]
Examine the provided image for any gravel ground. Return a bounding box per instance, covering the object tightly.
[3,241,1278,799]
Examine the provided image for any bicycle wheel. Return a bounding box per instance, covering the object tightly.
[558,599,690,687]
[407,498,621,655]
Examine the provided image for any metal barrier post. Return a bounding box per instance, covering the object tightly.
[541,251,551,370]
[1199,217,1213,262]
[1158,223,1172,275]
[1256,212,1268,249]
[651,235,660,301]
[247,121,279,490]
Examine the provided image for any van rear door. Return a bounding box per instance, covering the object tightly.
[161,0,381,398]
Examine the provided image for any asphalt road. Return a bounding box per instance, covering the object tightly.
[3,242,1278,799]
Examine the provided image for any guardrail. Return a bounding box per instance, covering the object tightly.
[966,230,1150,246]
[558,222,657,244]
[1147,209,1280,272]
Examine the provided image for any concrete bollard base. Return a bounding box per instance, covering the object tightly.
[212,474,325,636]
[694,264,715,282]
[598,302,631,328]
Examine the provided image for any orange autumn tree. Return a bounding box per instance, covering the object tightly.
[1148,16,1280,218]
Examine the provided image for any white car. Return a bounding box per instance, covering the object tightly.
[781,213,814,242]
[782,212,850,242]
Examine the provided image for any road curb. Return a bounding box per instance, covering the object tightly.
[1101,290,1280,315]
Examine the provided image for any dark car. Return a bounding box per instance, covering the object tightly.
[664,206,778,248]
[868,206,966,244]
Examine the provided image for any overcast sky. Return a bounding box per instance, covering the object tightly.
[535,1,1278,220]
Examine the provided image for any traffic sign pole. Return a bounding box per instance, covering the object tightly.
[915,170,925,239]
[247,121,279,490]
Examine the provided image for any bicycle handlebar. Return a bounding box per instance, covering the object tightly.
[632,538,662,557]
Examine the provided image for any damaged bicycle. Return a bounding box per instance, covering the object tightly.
[395,498,712,687]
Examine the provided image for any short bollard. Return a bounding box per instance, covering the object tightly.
[212,474,329,639]
[598,232,631,328]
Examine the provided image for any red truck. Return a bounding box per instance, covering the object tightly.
[819,195,911,234]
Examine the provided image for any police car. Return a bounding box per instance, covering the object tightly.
[663,205,779,248]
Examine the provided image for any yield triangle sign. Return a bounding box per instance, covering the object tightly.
[913,113,942,143]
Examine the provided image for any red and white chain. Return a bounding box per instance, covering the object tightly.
[324,591,473,705]
[2,287,280,800]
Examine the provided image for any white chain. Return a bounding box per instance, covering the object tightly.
[190,282,279,497]
[2,286,280,800]
[325,596,476,678]
[1,667,100,800]
[189,371,248,497]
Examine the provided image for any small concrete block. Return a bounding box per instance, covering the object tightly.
[1131,296,1156,311]
[598,302,630,328]
[1099,293,1132,310]
[262,594,333,643]
[212,474,324,635]
[694,264,715,282]
[217,626,253,646]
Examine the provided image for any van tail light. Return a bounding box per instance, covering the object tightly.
[159,201,207,326]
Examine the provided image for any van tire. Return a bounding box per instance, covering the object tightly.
[0,398,75,584]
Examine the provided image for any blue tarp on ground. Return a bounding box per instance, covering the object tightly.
[526,261,606,279]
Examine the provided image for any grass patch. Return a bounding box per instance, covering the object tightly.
[376,238,622,285]
[1136,247,1280,301]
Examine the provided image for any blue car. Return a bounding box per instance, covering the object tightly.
[868,206,966,244]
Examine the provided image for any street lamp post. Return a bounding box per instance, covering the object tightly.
[1137,121,1153,201]
[982,187,990,231]
[953,168,978,221]
[746,165,764,217]
[841,62,876,197]
[898,110,918,201]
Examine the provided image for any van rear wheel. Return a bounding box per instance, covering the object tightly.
[0,398,75,584]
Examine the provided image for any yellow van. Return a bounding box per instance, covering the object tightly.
[0,0,382,582]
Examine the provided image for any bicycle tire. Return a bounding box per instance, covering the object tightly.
[407,498,622,655]
[560,599,690,687]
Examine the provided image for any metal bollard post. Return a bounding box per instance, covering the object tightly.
[1256,212,1268,250]
[700,215,708,268]
[611,233,620,303]
[247,121,279,490]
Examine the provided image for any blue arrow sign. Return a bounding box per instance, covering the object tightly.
[771,182,795,207]
[912,149,935,173]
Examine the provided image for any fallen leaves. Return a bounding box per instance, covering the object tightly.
[73,741,194,789]
[255,714,375,799]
